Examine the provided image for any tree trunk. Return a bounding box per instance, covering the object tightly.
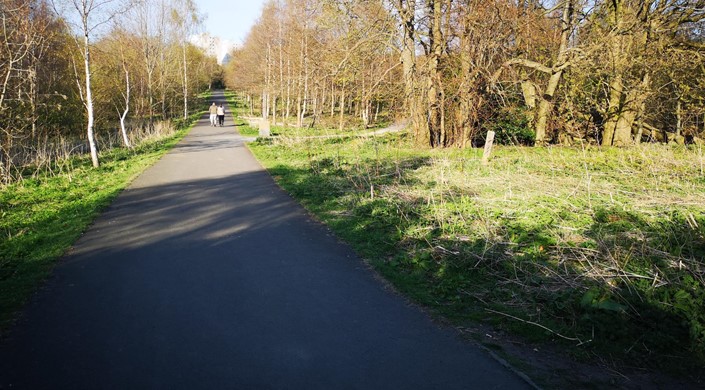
[83,33,99,168]
[520,77,537,127]
[182,41,188,120]
[427,0,443,147]
[602,73,623,146]
[29,66,37,138]
[278,14,285,122]
[439,79,446,146]
[330,80,335,118]
[296,29,304,128]
[286,57,291,121]
[676,96,682,137]
[374,101,380,123]
[600,0,655,147]
[272,95,277,125]
[496,0,574,146]
[160,47,166,120]
[534,0,573,145]
[397,0,422,141]
[535,68,566,144]
[147,66,154,129]
[265,42,271,120]
[339,82,345,131]
[458,10,474,148]
[301,55,309,126]
[120,60,132,148]
[603,72,650,146]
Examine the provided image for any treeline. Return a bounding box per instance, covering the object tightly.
[0,0,219,183]
[225,0,705,147]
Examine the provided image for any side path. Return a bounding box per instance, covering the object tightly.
[0,91,532,389]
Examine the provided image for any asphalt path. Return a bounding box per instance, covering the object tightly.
[0,91,531,389]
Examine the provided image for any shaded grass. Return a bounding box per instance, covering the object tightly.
[0,112,201,333]
[247,133,705,377]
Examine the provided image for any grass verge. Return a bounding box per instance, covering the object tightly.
[224,91,259,138]
[246,130,705,383]
[0,111,202,333]
[224,92,392,138]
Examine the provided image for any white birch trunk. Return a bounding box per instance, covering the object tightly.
[182,41,188,120]
[120,60,132,148]
[83,32,99,167]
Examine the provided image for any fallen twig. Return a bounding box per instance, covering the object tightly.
[485,308,591,346]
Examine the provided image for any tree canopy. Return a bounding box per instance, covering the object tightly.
[225,0,705,147]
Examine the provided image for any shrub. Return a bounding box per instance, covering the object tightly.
[482,108,535,146]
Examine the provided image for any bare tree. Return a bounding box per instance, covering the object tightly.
[112,29,133,148]
[1,1,36,179]
[52,0,134,167]
[0,0,62,180]
[597,0,705,146]
[133,0,164,129]
[170,0,200,121]
[392,0,424,141]
[225,0,705,147]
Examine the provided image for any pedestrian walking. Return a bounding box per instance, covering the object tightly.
[217,104,225,127]
[209,102,218,126]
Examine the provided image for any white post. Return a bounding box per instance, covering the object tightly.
[482,131,495,166]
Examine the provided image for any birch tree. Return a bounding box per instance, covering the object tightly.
[170,0,200,121]
[133,0,165,128]
[94,28,134,148]
[52,0,134,167]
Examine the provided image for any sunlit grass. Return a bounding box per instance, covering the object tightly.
[248,131,705,374]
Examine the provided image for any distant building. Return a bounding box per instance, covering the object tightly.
[190,33,238,65]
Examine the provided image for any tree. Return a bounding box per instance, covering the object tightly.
[392,0,423,141]
[170,0,200,121]
[52,0,134,167]
[595,0,705,146]
[225,0,705,147]
[0,0,75,181]
[93,27,136,148]
[1,0,38,179]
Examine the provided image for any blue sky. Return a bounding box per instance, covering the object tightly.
[194,0,267,45]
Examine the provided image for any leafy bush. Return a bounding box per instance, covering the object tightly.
[481,108,535,146]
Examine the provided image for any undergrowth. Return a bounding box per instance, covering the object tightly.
[225,92,392,138]
[247,132,705,376]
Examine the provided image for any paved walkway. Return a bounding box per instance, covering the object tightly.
[0,91,531,389]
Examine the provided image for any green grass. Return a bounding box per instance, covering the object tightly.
[247,130,705,376]
[234,118,259,138]
[0,108,203,333]
[223,92,259,137]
